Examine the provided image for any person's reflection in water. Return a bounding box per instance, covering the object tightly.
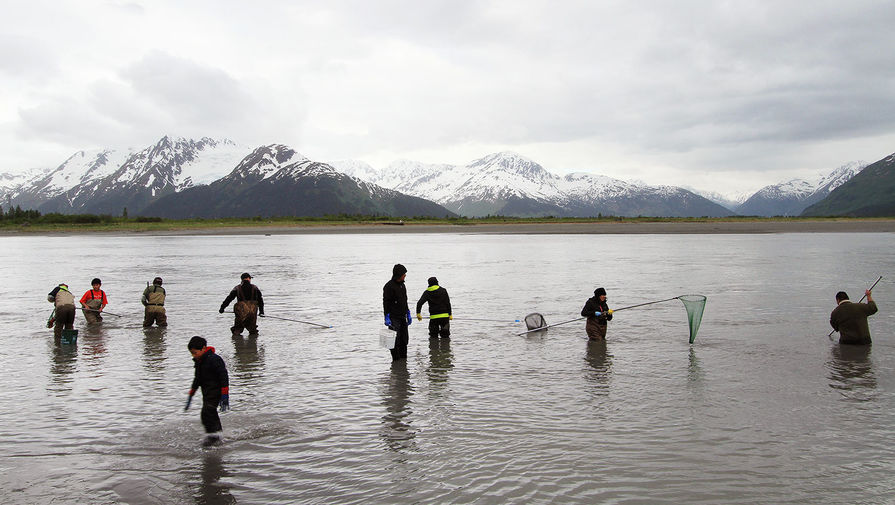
[426,337,454,394]
[196,450,236,505]
[379,360,417,453]
[79,323,107,368]
[49,337,78,388]
[231,333,264,380]
[142,327,167,375]
[583,339,613,395]
[827,344,877,400]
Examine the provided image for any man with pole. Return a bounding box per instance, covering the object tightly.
[220,273,265,335]
[830,287,879,345]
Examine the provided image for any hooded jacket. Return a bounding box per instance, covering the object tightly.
[416,285,452,318]
[581,296,612,325]
[383,265,409,320]
[190,347,230,398]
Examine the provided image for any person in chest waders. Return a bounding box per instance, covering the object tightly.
[219,273,264,335]
[47,283,76,338]
[581,287,613,340]
[80,278,108,324]
[142,277,167,328]
[383,264,412,361]
[416,276,452,339]
[830,289,878,345]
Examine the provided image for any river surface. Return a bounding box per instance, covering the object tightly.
[1,231,893,504]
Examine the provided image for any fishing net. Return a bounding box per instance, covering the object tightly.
[524,313,547,331]
[677,295,706,343]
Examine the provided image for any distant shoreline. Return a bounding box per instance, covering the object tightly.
[2,218,894,236]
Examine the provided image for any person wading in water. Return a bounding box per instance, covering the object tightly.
[220,273,264,335]
[80,278,108,324]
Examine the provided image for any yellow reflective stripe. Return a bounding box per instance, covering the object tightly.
[430,313,450,319]
[427,285,440,291]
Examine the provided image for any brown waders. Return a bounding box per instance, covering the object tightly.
[232,301,258,334]
[83,298,103,324]
[143,287,167,327]
[586,318,607,340]
[54,305,76,338]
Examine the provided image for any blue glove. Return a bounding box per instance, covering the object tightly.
[184,394,193,411]
[385,314,392,327]
[406,310,412,325]
[219,394,229,412]
[595,311,602,317]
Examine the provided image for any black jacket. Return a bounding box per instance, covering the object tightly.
[581,297,612,325]
[221,281,264,315]
[416,286,452,316]
[383,278,408,320]
[190,347,229,398]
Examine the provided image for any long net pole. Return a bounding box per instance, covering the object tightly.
[516,297,682,336]
[263,314,332,328]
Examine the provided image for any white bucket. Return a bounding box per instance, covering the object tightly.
[379,327,396,349]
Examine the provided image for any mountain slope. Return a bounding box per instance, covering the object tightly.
[36,136,249,215]
[141,145,456,218]
[801,153,895,216]
[736,162,865,216]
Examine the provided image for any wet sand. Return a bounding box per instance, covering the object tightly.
[3,218,894,236]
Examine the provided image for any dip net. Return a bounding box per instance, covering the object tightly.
[524,313,547,331]
[677,295,706,343]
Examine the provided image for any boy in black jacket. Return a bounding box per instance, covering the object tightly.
[416,276,452,339]
[185,336,230,447]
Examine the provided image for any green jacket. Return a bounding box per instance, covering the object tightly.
[830,300,878,345]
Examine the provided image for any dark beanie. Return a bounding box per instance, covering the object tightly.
[187,336,207,350]
[393,264,407,277]
[428,276,438,286]
[594,287,607,297]
[836,291,849,302]
[241,272,252,281]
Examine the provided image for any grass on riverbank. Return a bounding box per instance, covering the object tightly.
[0,214,882,234]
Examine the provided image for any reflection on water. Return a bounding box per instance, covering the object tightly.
[79,325,108,370]
[49,338,78,388]
[425,337,453,391]
[231,334,264,379]
[379,361,416,453]
[196,451,236,505]
[583,339,612,395]
[142,327,167,375]
[3,232,895,504]
[827,344,877,400]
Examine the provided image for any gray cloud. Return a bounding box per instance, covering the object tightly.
[3,0,895,194]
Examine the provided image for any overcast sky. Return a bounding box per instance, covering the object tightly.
[2,1,895,196]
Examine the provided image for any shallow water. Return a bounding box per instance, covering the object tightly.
[1,232,893,504]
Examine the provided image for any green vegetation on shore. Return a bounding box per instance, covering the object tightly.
[0,206,887,234]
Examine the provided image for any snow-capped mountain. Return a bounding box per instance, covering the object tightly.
[803,153,895,217]
[341,151,733,217]
[685,188,752,211]
[7,136,252,215]
[141,144,455,219]
[736,161,866,216]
